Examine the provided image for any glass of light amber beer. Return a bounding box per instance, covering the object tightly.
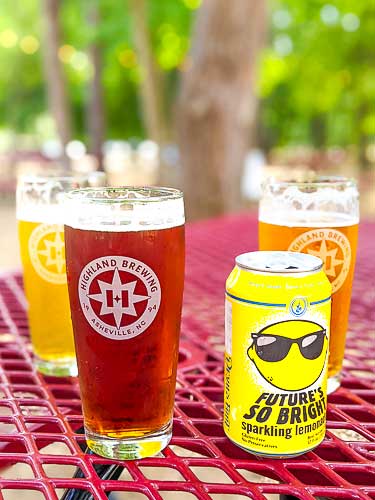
[259,176,359,393]
[64,187,185,459]
[17,175,83,377]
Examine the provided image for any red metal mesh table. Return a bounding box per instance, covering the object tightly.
[0,213,374,500]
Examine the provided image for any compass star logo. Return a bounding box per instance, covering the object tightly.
[38,231,65,273]
[307,239,343,278]
[288,228,351,293]
[79,256,161,340]
[88,268,150,329]
[29,224,67,284]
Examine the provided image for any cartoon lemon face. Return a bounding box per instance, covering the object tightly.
[247,320,328,391]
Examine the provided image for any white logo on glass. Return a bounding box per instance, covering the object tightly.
[29,224,67,284]
[78,256,161,340]
[288,228,351,293]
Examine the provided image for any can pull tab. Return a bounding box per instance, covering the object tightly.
[265,265,298,269]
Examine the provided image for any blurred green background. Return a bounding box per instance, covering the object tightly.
[0,0,373,156]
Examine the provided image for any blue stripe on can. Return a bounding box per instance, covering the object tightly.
[310,297,331,305]
[226,291,286,308]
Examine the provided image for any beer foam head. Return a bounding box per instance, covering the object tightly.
[16,175,82,224]
[259,177,359,227]
[64,187,185,231]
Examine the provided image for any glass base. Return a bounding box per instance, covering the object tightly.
[85,420,172,460]
[327,373,341,394]
[35,356,78,377]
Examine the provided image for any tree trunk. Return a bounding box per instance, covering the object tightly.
[41,0,71,167]
[177,0,267,219]
[128,0,168,145]
[311,114,327,149]
[87,1,105,171]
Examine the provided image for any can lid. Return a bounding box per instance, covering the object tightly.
[235,251,323,273]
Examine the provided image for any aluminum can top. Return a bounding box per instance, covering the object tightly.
[235,251,323,274]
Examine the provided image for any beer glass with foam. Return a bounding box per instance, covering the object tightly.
[64,187,185,459]
[258,176,359,393]
[17,173,106,376]
[17,175,81,376]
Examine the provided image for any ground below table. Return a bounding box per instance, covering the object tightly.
[0,213,374,500]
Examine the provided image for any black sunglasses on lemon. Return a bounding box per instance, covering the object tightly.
[249,329,327,362]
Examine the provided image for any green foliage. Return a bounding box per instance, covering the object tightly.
[0,0,43,133]
[0,0,194,140]
[259,0,375,149]
[0,0,373,153]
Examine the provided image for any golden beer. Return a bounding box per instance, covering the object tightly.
[16,175,86,376]
[259,177,359,393]
[18,219,75,374]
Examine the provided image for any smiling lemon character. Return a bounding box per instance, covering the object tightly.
[247,319,328,391]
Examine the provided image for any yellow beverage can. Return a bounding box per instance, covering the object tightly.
[224,251,331,457]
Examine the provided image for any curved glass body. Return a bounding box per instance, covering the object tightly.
[64,187,185,459]
[17,175,82,376]
[258,177,359,393]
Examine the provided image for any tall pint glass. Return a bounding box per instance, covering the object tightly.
[17,175,82,376]
[259,177,359,393]
[64,187,185,459]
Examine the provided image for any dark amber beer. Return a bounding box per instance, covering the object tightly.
[64,187,185,459]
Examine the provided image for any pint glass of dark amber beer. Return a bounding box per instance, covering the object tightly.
[259,177,359,393]
[64,187,185,459]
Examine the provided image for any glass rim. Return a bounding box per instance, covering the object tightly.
[65,186,183,203]
[18,173,85,184]
[262,175,358,189]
